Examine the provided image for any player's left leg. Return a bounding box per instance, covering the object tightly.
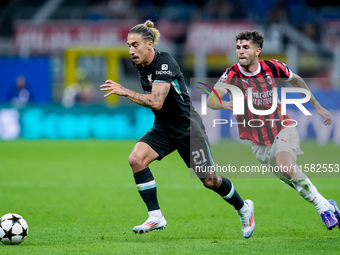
[177,132,255,238]
[274,127,339,230]
[276,151,339,230]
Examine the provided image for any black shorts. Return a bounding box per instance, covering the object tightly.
[138,124,214,170]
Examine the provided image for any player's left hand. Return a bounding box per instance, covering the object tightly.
[316,106,332,126]
[100,80,126,97]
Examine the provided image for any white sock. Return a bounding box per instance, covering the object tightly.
[290,169,334,214]
[148,209,162,218]
[237,201,248,216]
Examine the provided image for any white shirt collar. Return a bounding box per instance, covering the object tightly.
[237,63,261,77]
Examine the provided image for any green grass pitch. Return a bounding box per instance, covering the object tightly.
[0,140,339,254]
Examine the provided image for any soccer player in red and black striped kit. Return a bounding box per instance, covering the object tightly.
[100,21,255,238]
[208,31,340,230]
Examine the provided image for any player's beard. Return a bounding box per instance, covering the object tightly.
[239,52,256,69]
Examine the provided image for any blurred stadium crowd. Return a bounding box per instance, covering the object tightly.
[0,0,339,142]
[1,0,339,34]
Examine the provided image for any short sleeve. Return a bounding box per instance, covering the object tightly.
[272,59,293,82]
[215,68,238,93]
[154,62,177,83]
[219,67,238,82]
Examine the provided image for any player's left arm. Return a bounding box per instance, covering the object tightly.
[290,73,332,126]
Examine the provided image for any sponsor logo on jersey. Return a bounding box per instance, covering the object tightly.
[155,63,172,75]
[156,70,173,75]
[249,88,274,106]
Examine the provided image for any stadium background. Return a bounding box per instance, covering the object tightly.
[0,0,340,254]
[0,0,339,143]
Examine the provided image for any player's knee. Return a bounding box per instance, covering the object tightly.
[201,178,216,190]
[276,151,295,175]
[128,152,144,170]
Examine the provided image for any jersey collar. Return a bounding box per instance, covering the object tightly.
[237,62,261,77]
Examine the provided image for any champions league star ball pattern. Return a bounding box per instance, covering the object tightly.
[0,213,28,245]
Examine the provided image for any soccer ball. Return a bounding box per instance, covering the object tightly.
[0,213,28,245]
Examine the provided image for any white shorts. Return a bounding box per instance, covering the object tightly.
[251,126,304,167]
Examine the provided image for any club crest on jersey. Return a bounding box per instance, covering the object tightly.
[147,74,153,86]
[266,75,273,85]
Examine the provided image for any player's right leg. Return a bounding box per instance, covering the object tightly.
[129,142,167,234]
[178,131,255,238]
[130,127,174,234]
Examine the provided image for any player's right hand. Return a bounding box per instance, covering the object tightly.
[100,80,126,97]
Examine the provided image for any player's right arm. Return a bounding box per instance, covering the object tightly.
[207,82,233,111]
[100,79,170,111]
[207,67,238,111]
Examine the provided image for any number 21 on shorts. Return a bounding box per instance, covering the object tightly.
[192,149,207,165]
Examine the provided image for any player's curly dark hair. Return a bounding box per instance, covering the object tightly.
[235,31,264,49]
[129,20,161,44]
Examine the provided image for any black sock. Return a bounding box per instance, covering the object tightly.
[133,167,160,211]
[214,176,244,210]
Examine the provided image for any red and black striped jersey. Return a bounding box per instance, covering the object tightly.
[218,59,294,146]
